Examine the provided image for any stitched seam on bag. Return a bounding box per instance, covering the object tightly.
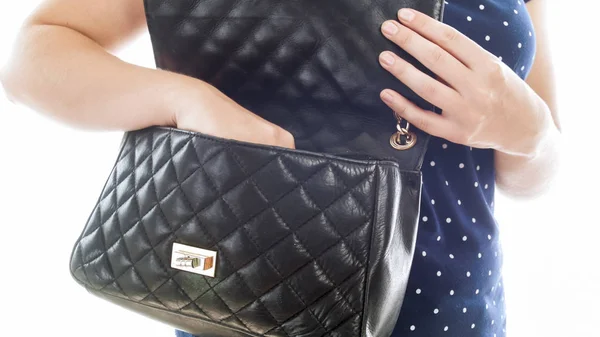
[107,131,170,308]
[230,150,364,331]
[71,131,134,284]
[132,131,214,318]
[141,132,256,331]
[205,0,286,85]
[175,136,276,334]
[159,127,402,169]
[323,312,362,337]
[318,163,373,264]
[84,132,191,237]
[225,147,331,335]
[359,164,383,335]
[183,171,374,326]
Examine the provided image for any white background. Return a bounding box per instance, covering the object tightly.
[0,1,599,336]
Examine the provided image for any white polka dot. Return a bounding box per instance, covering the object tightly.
[486,304,489,309]
[444,326,449,331]
[514,9,519,14]
[446,217,452,223]
[518,42,522,48]
[495,251,498,257]
[457,199,462,205]
[529,31,533,37]
[449,254,455,259]
[485,35,491,41]
[476,165,480,171]
[472,218,477,223]
[442,143,448,149]
[437,235,441,241]
[484,184,489,189]
[488,234,492,240]
[489,270,493,276]
[422,251,427,257]
[437,271,442,277]
[430,161,436,166]
[431,199,436,205]
[459,163,465,169]
[471,324,476,329]
[474,182,479,187]
[466,271,471,277]
[450,289,455,295]
[445,180,449,186]
[498,56,503,62]
[462,235,467,241]
[479,4,485,10]
[476,289,480,294]
[434,308,439,314]
[423,216,428,222]
[492,320,495,325]
[521,66,525,71]
[416,288,422,294]
[410,325,416,331]
[478,253,482,258]
[503,21,509,26]
[463,307,468,313]
[467,16,472,21]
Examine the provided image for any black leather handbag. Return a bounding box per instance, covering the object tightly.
[69,0,444,336]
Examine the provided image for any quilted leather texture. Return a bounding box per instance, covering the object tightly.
[143,0,444,171]
[70,127,422,336]
[70,0,444,335]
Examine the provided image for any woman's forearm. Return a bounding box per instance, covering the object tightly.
[494,112,562,199]
[0,22,200,131]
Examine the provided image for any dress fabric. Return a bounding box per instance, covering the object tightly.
[176,0,536,336]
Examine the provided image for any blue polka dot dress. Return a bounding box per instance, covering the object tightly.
[391,0,536,336]
[175,1,536,337]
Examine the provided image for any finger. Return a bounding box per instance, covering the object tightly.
[380,89,456,141]
[378,51,461,111]
[381,19,469,89]
[396,8,491,70]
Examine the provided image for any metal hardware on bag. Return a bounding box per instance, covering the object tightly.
[171,242,217,277]
[390,114,417,150]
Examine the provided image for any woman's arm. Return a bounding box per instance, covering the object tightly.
[494,0,562,198]
[0,0,294,147]
[374,2,561,199]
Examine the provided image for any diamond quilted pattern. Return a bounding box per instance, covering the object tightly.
[71,127,392,336]
[143,0,444,171]
[71,0,442,334]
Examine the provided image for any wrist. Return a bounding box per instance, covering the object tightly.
[497,103,558,159]
[156,70,213,128]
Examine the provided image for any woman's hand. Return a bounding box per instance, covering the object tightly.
[172,78,296,149]
[378,8,553,158]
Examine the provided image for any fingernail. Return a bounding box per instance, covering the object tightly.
[382,21,398,35]
[380,52,395,66]
[398,8,415,22]
[381,91,395,103]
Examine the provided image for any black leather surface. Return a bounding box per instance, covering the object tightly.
[70,0,444,335]
[70,127,421,336]
[143,0,444,171]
